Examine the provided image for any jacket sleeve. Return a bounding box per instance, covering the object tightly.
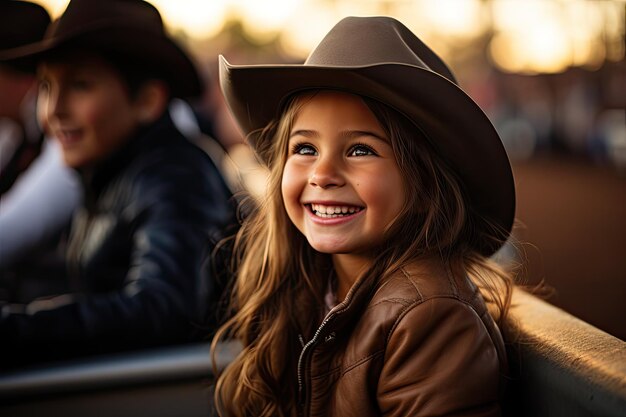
[377,297,503,417]
[0,145,236,363]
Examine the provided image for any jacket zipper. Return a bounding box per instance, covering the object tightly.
[66,211,91,290]
[297,310,342,413]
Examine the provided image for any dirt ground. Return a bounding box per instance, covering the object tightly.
[510,156,626,340]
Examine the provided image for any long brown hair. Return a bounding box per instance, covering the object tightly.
[212,90,514,417]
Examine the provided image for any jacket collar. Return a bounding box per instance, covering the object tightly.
[299,265,384,343]
[79,111,179,205]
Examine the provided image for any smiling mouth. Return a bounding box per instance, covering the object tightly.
[56,128,83,146]
[308,203,364,218]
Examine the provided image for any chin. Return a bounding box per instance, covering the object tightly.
[61,153,90,169]
[307,239,351,255]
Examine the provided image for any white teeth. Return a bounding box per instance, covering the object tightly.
[310,204,361,217]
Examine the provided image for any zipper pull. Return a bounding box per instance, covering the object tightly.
[324,332,336,343]
[298,333,305,348]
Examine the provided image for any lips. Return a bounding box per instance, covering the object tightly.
[308,203,363,218]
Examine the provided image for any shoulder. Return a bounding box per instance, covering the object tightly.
[372,293,503,416]
[358,257,498,355]
[132,130,218,178]
[363,284,489,351]
[109,134,233,222]
[369,257,485,313]
[123,131,229,198]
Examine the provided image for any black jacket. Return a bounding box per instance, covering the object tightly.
[0,114,237,365]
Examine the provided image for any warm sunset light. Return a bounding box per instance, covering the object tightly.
[236,0,304,41]
[35,0,68,16]
[487,0,619,74]
[29,0,626,73]
[280,3,341,57]
[150,0,227,39]
[420,0,487,39]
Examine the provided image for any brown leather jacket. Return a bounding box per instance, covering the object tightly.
[296,257,507,417]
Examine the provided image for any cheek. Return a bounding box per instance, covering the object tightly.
[82,99,117,128]
[281,165,296,202]
[281,163,305,219]
[363,170,406,216]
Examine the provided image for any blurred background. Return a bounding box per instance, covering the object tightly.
[32,0,625,340]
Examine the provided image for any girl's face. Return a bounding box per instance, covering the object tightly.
[282,91,406,257]
[38,53,144,169]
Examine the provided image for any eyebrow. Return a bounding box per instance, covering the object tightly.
[289,129,316,139]
[289,129,389,143]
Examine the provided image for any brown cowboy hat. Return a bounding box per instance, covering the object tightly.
[0,0,51,73]
[220,16,515,256]
[0,0,203,98]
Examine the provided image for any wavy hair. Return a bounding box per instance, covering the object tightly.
[212,91,515,417]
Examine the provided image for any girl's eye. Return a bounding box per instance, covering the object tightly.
[292,143,317,156]
[349,144,377,157]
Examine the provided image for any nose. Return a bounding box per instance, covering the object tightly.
[308,154,344,189]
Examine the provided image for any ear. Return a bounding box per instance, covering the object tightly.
[134,80,169,124]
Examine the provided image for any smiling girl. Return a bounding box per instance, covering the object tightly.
[214,16,516,417]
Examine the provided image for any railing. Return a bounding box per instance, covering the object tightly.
[504,289,626,417]
[0,290,624,417]
[0,340,240,417]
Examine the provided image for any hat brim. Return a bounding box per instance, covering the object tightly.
[1,24,203,99]
[220,56,515,256]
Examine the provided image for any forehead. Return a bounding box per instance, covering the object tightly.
[292,91,382,127]
[294,90,365,112]
[38,50,118,79]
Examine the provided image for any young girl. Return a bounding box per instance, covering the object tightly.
[215,16,516,416]
[0,0,235,366]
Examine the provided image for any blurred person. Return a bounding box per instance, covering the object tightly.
[0,0,80,301]
[0,0,50,195]
[0,0,236,367]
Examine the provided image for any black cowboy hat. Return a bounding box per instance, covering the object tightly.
[0,0,203,98]
[0,0,51,73]
[219,16,515,256]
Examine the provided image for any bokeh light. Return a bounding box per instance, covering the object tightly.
[488,0,621,74]
[150,0,227,39]
[29,0,626,73]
